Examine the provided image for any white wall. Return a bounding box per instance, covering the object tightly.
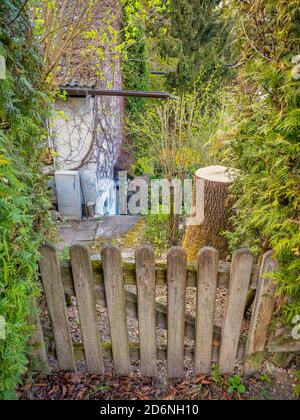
[51,94,122,216]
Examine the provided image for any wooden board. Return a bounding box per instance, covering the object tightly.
[28,299,50,373]
[243,251,278,375]
[102,246,131,375]
[195,247,219,375]
[70,244,104,374]
[219,249,253,374]
[136,245,157,376]
[60,259,260,289]
[167,247,187,378]
[39,244,76,371]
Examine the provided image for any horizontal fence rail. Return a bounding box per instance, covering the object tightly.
[35,243,300,378]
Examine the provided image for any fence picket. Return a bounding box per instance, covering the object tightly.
[136,245,157,377]
[39,244,76,371]
[167,247,187,378]
[243,251,278,375]
[102,246,131,375]
[219,249,253,374]
[37,243,288,378]
[70,244,104,374]
[28,299,50,373]
[195,247,219,375]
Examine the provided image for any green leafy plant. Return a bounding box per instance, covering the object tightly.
[143,212,170,257]
[293,370,300,398]
[129,83,224,245]
[222,0,300,322]
[261,388,271,401]
[151,0,234,93]
[227,375,246,395]
[211,364,223,387]
[0,1,51,399]
[260,374,271,384]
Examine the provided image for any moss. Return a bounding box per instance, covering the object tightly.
[101,341,113,351]
[246,352,265,367]
[120,219,146,248]
[93,218,146,253]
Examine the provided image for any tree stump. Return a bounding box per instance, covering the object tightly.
[182,165,237,261]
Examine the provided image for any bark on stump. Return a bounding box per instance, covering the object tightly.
[183,165,237,261]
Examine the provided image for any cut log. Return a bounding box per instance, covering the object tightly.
[183,165,237,260]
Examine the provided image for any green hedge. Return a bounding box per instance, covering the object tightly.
[223,0,300,322]
[0,1,51,399]
[122,0,150,119]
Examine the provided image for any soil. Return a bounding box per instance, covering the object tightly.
[19,364,298,400]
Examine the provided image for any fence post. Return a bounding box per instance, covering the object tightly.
[39,244,76,371]
[136,245,157,377]
[167,247,187,378]
[195,247,219,375]
[70,244,104,374]
[102,245,131,376]
[219,249,253,374]
[243,250,278,375]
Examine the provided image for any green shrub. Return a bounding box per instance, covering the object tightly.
[143,213,170,257]
[0,1,51,399]
[222,0,300,322]
[153,0,234,93]
[227,375,246,395]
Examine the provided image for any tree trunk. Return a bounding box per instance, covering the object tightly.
[182,165,237,261]
[169,186,179,246]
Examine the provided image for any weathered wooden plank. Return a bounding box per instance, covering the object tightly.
[102,246,131,375]
[219,249,253,374]
[39,244,76,371]
[195,247,219,375]
[61,258,248,357]
[268,326,300,353]
[71,342,207,363]
[167,247,187,378]
[243,251,278,375]
[70,244,104,374]
[28,299,50,373]
[65,333,293,366]
[60,259,259,289]
[136,245,157,377]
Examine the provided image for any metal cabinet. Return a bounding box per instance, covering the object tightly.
[54,170,82,220]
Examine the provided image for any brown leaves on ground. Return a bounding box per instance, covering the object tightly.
[18,372,243,401]
[19,372,162,400]
[18,368,297,400]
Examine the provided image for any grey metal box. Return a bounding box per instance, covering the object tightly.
[55,170,82,220]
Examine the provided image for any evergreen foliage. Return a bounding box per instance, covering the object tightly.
[0,0,51,399]
[122,0,150,118]
[154,0,234,92]
[223,0,300,321]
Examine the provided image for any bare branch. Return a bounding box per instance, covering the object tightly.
[7,0,29,25]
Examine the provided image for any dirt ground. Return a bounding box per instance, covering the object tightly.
[19,361,298,400]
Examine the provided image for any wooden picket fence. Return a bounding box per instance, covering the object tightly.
[33,243,299,378]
